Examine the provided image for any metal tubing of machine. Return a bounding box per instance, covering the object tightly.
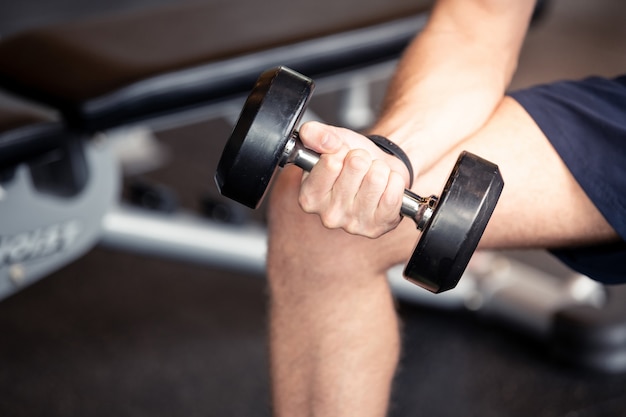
[100,205,267,275]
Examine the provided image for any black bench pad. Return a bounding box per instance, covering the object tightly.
[0,0,431,131]
[0,107,65,168]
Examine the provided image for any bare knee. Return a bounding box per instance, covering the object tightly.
[266,167,416,290]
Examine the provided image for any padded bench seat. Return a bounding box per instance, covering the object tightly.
[0,106,65,169]
[0,0,431,131]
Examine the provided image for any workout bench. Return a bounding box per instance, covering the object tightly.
[1,0,625,374]
[0,0,429,131]
[0,0,431,291]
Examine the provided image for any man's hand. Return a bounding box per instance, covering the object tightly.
[297,121,410,239]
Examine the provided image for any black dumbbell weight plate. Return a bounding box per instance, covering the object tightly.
[215,66,314,209]
[404,151,504,293]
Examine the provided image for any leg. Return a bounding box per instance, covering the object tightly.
[266,96,617,417]
[267,165,411,417]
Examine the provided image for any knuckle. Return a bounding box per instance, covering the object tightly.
[320,209,343,230]
[297,191,317,213]
[320,153,344,175]
[343,216,381,239]
[346,149,371,173]
[366,160,390,188]
[344,220,365,237]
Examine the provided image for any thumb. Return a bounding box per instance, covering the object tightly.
[299,121,343,154]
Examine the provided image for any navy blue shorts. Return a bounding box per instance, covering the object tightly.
[509,75,626,285]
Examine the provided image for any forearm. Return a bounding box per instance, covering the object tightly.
[412,97,619,249]
[375,0,536,174]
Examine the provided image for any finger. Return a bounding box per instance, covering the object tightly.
[376,171,405,229]
[299,121,344,154]
[298,151,344,213]
[354,159,392,221]
[341,159,393,237]
[320,149,372,229]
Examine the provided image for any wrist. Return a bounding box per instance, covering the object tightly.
[370,116,440,180]
[366,134,414,188]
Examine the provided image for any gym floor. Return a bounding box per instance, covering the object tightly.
[1,1,626,416]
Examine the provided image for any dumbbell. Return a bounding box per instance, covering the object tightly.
[215,66,504,293]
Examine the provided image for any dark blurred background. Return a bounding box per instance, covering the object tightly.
[1,1,626,416]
